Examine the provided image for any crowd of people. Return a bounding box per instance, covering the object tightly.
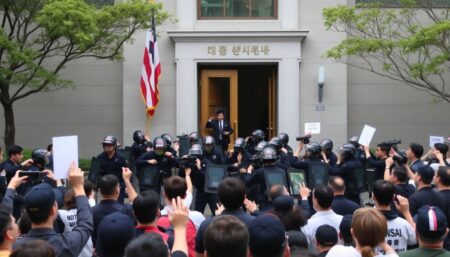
[0,112,449,257]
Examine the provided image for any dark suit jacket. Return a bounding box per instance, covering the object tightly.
[205,119,234,144]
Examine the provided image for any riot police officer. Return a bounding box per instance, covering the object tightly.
[188,132,201,146]
[96,135,128,203]
[268,137,290,170]
[321,138,337,167]
[329,144,366,205]
[348,136,366,165]
[131,130,152,161]
[243,147,288,209]
[202,136,224,164]
[246,129,265,155]
[226,137,251,176]
[278,133,293,158]
[291,142,329,188]
[161,133,179,157]
[135,137,179,193]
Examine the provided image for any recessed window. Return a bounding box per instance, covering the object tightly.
[198,0,277,19]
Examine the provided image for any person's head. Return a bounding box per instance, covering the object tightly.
[18,212,31,236]
[203,136,215,153]
[407,143,424,161]
[272,196,307,230]
[218,177,246,211]
[0,204,19,248]
[216,110,224,120]
[8,145,23,163]
[286,230,308,250]
[391,166,408,184]
[315,225,338,253]
[351,208,387,257]
[204,215,249,257]
[269,184,289,202]
[83,180,95,199]
[163,176,187,204]
[249,214,289,257]
[376,143,390,159]
[24,184,59,225]
[328,176,345,195]
[97,212,135,257]
[435,166,450,188]
[372,180,395,207]
[312,185,334,211]
[339,214,353,246]
[153,137,167,156]
[102,135,117,155]
[63,188,76,210]
[414,165,435,186]
[10,240,55,257]
[97,174,120,199]
[434,143,449,156]
[133,190,160,225]
[125,233,169,257]
[416,206,448,246]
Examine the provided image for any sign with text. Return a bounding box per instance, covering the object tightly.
[53,135,79,179]
[207,45,270,57]
[358,125,376,146]
[304,122,321,134]
[430,135,444,147]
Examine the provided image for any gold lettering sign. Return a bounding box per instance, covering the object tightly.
[207,45,270,56]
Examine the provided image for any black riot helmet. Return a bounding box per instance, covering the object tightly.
[261,147,278,162]
[31,149,48,168]
[161,133,173,147]
[189,132,200,145]
[189,144,203,157]
[102,135,118,148]
[234,138,246,151]
[339,143,356,161]
[203,136,215,153]
[251,129,265,143]
[153,137,166,156]
[278,133,289,146]
[305,142,322,157]
[133,130,146,144]
[348,136,360,148]
[320,138,334,152]
[268,137,283,151]
[255,141,268,153]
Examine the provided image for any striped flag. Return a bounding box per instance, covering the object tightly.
[140,13,161,118]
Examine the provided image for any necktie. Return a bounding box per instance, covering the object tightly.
[219,121,223,139]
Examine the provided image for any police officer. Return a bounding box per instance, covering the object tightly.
[97,135,128,204]
[291,142,329,188]
[246,129,265,155]
[188,132,201,146]
[135,137,179,193]
[131,130,152,161]
[226,137,251,176]
[321,138,337,167]
[329,144,365,205]
[243,147,288,209]
[348,136,366,165]
[268,137,290,170]
[278,133,293,158]
[202,136,224,164]
[161,133,179,157]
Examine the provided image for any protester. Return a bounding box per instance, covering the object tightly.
[329,176,360,216]
[10,240,55,257]
[96,212,135,257]
[316,224,338,257]
[248,214,290,257]
[0,204,19,257]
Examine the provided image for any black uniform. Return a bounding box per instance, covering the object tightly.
[284,145,294,158]
[366,155,385,182]
[325,152,338,168]
[225,150,251,176]
[276,151,291,170]
[131,142,150,161]
[97,151,128,204]
[3,159,23,184]
[202,149,224,165]
[329,158,364,205]
[135,151,179,192]
[190,156,219,214]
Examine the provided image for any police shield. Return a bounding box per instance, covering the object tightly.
[88,157,101,184]
[350,166,368,194]
[137,165,160,191]
[306,162,329,188]
[264,169,288,194]
[204,163,227,193]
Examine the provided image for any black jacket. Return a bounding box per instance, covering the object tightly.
[205,119,234,144]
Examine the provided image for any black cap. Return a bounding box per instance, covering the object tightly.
[96,212,135,257]
[416,206,447,239]
[24,183,56,214]
[249,214,286,256]
[273,195,294,212]
[315,224,338,247]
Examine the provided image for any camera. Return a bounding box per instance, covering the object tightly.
[296,134,311,144]
[392,150,408,165]
[380,139,401,147]
[180,155,197,168]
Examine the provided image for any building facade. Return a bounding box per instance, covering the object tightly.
[1,0,449,158]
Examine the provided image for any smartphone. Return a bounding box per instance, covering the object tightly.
[19,171,40,180]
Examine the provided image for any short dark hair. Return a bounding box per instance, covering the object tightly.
[0,204,12,244]
[372,180,395,206]
[328,176,345,192]
[10,240,55,257]
[392,166,408,183]
[216,110,224,116]
[63,188,76,210]
[27,204,53,225]
[84,180,95,197]
[163,176,187,200]
[269,185,286,202]
[8,145,23,157]
[313,185,334,209]
[434,143,449,155]
[18,212,31,235]
[437,166,450,187]
[409,143,424,159]
[218,178,246,210]
[377,144,390,156]
[97,175,119,196]
[125,233,168,257]
[47,144,53,152]
[133,190,159,224]
[204,215,249,257]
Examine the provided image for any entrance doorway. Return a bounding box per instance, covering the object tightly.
[199,64,277,145]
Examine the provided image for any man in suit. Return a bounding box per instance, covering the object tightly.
[205,110,234,152]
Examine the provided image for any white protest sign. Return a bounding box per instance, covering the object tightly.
[53,135,79,179]
[304,122,321,134]
[358,125,376,146]
[429,135,444,147]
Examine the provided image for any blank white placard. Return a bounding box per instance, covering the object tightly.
[358,125,376,146]
[53,135,79,179]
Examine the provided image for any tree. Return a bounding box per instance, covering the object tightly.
[0,0,170,148]
[323,0,450,102]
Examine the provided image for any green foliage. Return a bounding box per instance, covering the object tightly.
[323,1,450,101]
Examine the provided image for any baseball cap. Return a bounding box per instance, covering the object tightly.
[249,214,286,257]
[316,224,338,247]
[24,183,57,214]
[416,206,447,239]
[339,214,352,239]
[418,165,435,182]
[273,195,294,212]
[96,212,135,257]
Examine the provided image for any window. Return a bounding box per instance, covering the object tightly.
[198,0,277,19]
[356,0,450,7]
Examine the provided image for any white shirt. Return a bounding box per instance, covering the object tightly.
[58,209,94,257]
[375,217,416,254]
[160,192,205,230]
[327,245,399,257]
[301,209,343,253]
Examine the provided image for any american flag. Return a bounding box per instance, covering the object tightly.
[140,13,161,118]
